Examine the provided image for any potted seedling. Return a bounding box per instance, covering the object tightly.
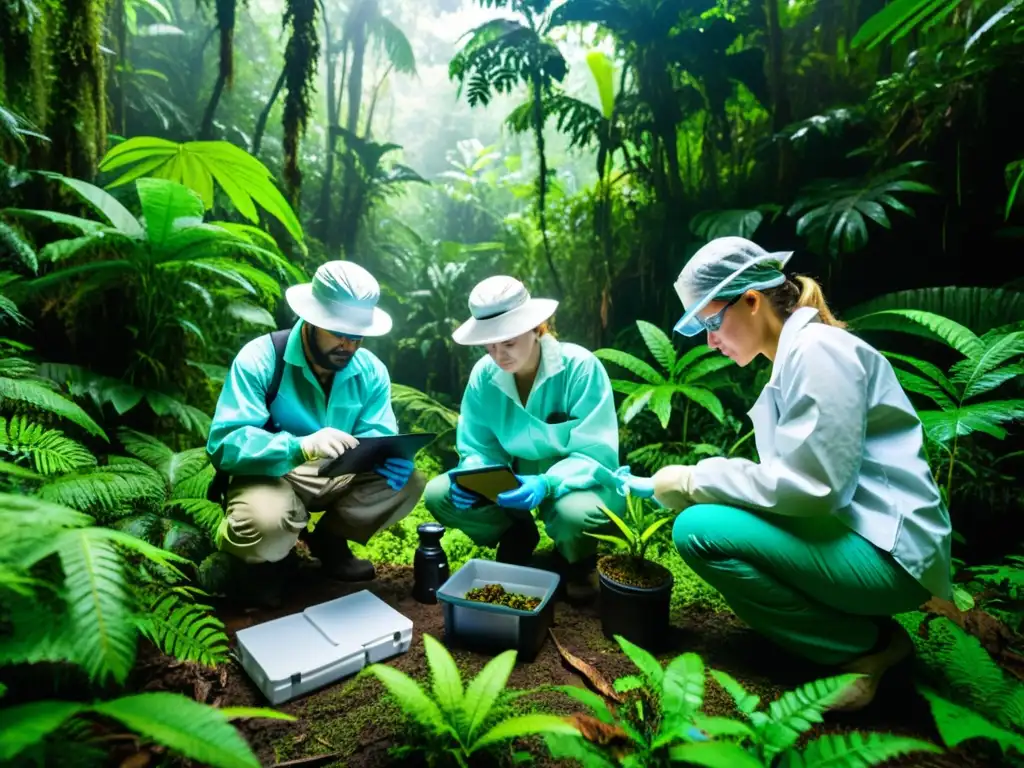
[585,491,675,650]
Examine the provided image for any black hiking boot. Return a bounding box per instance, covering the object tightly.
[306,528,375,582]
[495,518,540,565]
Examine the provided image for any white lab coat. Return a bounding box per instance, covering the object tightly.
[684,306,952,600]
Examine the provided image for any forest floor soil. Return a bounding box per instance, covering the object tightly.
[131,565,991,768]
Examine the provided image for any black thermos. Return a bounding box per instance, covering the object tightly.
[413,522,449,604]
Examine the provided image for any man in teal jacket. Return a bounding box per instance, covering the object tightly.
[207,261,425,598]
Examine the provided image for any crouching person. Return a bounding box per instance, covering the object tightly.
[206,261,425,603]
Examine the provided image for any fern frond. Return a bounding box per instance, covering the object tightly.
[790,731,942,766]
[165,498,224,538]
[118,428,209,486]
[56,527,137,684]
[39,459,167,519]
[763,674,865,754]
[171,463,215,500]
[0,220,39,273]
[0,416,96,475]
[0,593,73,668]
[0,700,86,763]
[918,686,1024,755]
[135,591,229,667]
[0,367,106,438]
[90,691,272,768]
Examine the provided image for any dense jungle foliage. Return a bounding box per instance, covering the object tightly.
[2,0,1024,765]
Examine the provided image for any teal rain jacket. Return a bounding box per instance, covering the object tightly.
[207,322,398,477]
[456,334,622,498]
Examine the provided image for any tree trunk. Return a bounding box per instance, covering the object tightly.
[252,69,286,156]
[765,0,793,192]
[531,75,563,297]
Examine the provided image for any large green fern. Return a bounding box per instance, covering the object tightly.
[0,691,294,767]
[135,590,229,667]
[595,320,733,434]
[39,458,167,520]
[0,358,106,439]
[0,415,96,474]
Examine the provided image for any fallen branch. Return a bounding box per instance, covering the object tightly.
[549,629,623,703]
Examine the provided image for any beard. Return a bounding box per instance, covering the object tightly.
[305,325,355,371]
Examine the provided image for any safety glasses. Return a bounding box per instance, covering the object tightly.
[326,330,364,342]
[699,294,743,333]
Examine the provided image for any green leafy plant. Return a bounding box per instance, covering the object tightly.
[848,308,1024,503]
[361,633,579,766]
[0,689,294,767]
[903,613,1024,759]
[595,320,733,436]
[545,635,941,766]
[96,136,306,250]
[585,490,672,564]
[787,161,937,258]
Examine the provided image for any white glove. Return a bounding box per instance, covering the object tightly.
[300,428,359,461]
[652,464,696,510]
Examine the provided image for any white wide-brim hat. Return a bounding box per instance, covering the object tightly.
[285,260,392,337]
[673,236,793,337]
[452,275,558,346]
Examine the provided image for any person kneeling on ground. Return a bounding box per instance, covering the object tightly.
[620,237,952,711]
[424,276,625,602]
[206,260,426,604]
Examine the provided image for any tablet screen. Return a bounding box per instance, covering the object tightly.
[452,467,521,503]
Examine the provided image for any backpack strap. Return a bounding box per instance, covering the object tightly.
[262,328,292,431]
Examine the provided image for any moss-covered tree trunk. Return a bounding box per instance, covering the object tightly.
[49,0,108,180]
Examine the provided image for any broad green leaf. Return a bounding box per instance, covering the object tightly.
[710,670,760,715]
[636,320,676,374]
[654,652,705,748]
[0,700,85,761]
[891,368,955,410]
[226,301,275,328]
[47,173,143,237]
[850,309,983,358]
[136,177,205,246]
[619,387,654,424]
[462,649,517,742]
[594,348,665,385]
[595,503,636,544]
[668,741,763,768]
[546,684,617,725]
[1,208,107,235]
[639,515,673,544]
[615,635,663,689]
[471,714,579,752]
[363,663,452,734]
[648,386,675,429]
[676,385,725,422]
[919,400,1024,443]
[689,714,756,740]
[423,634,464,725]
[92,692,262,768]
[585,50,615,118]
[918,686,1024,754]
[882,352,956,395]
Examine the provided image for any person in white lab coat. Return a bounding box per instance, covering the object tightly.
[620,237,952,711]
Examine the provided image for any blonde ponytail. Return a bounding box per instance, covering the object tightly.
[762,275,846,329]
[794,275,846,328]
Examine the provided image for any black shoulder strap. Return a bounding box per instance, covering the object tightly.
[263,329,291,429]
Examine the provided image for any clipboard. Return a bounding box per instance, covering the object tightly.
[317,432,437,477]
[450,465,522,503]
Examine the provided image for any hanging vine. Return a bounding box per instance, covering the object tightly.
[281,0,320,208]
[198,0,239,139]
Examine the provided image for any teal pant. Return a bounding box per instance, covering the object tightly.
[673,504,931,665]
[424,473,624,564]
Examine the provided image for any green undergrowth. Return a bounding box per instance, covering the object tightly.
[345,452,730,614]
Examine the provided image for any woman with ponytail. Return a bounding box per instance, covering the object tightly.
[620,237,951,711]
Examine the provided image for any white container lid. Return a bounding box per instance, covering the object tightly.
[236,612,364,684]
[304,590,414,647]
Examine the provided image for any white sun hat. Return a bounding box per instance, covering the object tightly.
[285,260,393,337]
[673,236,794,337]
[451,276,558,346]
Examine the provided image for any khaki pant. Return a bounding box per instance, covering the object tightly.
[216,461,426,564]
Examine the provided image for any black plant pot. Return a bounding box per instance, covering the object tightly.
[597,559,674,652]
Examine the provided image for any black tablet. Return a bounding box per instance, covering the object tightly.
[449,465,522,503]
[317,432,437,477]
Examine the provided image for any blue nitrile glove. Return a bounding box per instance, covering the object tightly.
[496,475,548,510]
[375,457,415,491]
[448,473,482,509]
[613,467,656,499]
